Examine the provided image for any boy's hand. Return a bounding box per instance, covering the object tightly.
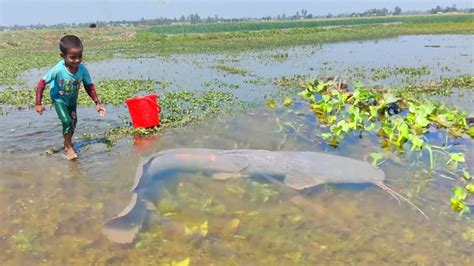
[35,104,45,115]
[96,104,106,117]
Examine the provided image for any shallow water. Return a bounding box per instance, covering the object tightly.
[1,35,473,154]
[8,35,473,100]
[1,35,473,264]
[1,108,473,264]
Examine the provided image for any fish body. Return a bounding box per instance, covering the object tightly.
[103,148,386,244]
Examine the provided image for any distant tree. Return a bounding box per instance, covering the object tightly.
[431,5,443,14]
[446,4,457,12]
[394,6,402,15]
[301,9,308,18]
[188,13,201,24]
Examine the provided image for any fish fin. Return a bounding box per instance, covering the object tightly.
[210,172,246,181]
[284,174,325,190]
[131,158,146,192]
[102,220,140,244]
[117,193,138,217]
[102,193,147,244]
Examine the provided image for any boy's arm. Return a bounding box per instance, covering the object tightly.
[84,83,100,104]
[35,79,46,105]
[82,66,105,117]
[84,82,106,117]
[35,67,55,114]
[35,79,47,115]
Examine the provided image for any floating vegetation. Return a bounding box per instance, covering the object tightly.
[274,74,307,89]
[214,64,248,76]
[0,79,165,107]
[103,89,249,145]
[371,66,431,80]
[272,52,289,62]
[295,78,473,214]
[402,75,474,96]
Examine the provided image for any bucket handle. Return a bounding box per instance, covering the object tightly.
[145,96,160,113]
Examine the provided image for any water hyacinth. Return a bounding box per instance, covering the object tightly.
[295,78,473,214]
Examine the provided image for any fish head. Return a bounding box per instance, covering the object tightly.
[371,166,386,183]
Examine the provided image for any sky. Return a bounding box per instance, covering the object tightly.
[0,0,472,26]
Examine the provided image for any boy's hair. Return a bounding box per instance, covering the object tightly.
[59,35,83,54]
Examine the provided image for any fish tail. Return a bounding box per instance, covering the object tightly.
[102,193,148,244]
[375,182,430,220]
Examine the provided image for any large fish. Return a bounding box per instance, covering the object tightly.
[103,148,427,244]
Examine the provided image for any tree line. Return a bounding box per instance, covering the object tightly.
[1,5,473,31]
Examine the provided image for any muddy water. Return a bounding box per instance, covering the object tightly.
[1,107,473,265]
[1,35,473,264]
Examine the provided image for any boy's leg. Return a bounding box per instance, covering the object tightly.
[54,101,78,159]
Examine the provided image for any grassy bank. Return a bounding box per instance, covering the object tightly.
[145,13,474,35]
[0,14,473,86]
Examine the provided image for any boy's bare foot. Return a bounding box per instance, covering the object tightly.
[65,148,78,160]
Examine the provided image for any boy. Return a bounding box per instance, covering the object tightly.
[35,35,106,160]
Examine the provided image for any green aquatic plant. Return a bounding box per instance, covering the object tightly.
[371,66,431,81]
[171,258,191,266]
[447,152,465,169]
[184,220,208,237]
[462,170,472,181]
[11,230,38,252]
[466,183,474,194]
[369,152,384,167]
[402,75,474,96]
[215,64,248,76]
[451,186,470,215]
[295,78,473,215]
[247,181,279,203]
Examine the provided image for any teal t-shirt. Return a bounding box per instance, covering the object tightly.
[43,60,92,106]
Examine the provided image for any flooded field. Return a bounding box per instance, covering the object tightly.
[0,35,473,264]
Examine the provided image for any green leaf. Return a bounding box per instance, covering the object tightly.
[449,152,465,163]
[463,170,472,181]
[298,89,312,99]
[466,183,474,194]
[266,99,276,109]
[450,196,467,213]
[171,258,191,266]
[283,97,293,107]
[408,134,424,151]
[369,152,384,166]
[199,220,208,237]
[369,106,378,120]
[453,186,467,200]
[469,126,474,138]
[321,133,332,139]
[383,91,398,104]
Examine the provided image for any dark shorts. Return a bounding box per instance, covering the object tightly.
[53,101,77,135]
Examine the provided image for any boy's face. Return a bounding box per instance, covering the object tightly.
[61,47,83,69]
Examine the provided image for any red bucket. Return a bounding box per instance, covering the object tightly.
[125,94,161,128]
